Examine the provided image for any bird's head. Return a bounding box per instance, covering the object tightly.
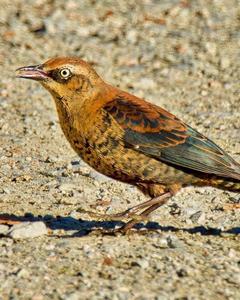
[16,57,103,100]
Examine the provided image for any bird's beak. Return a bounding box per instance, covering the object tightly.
[16,65,48,81]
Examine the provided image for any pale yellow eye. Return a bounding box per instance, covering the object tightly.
[60,68,71,79]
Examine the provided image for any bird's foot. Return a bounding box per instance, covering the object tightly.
[79,192,172,235]
[112,192,172,234]
[78,192,171,222]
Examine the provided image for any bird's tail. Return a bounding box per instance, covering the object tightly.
[210,178,240,192]
[198,176,240,192]
[191,174,240,193]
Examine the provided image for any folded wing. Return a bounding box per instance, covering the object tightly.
[104,93,240,180]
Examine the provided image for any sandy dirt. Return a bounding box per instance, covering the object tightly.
[0,0,240,299]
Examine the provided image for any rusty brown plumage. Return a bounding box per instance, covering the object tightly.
[16,57,240,233]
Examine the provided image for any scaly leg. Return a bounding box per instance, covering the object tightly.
[119,192,172,233]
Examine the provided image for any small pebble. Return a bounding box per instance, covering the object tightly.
[17,268,30,278]
[58,183,76,192]
[167,236,185,249]
[136,258,149,269]
[158,237,169,249]
[0,224,9,235]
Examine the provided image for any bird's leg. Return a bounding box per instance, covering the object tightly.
[108,192,172,218]
[119,192,172,233]
[78,192,172,221]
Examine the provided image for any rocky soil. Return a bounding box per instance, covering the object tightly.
[0,0,239,299]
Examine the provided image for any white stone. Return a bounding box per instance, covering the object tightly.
[8,222,48,239]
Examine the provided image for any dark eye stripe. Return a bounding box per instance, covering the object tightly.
[48,68,72,83]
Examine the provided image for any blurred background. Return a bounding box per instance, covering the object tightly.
[1,0,239,90]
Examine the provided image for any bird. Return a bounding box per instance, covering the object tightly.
[16,57,240,233]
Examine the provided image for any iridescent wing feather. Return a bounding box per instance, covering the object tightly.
[104,94,240,180]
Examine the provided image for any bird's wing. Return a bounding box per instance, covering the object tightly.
[103,93,240,180]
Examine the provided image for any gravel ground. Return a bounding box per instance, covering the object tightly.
[0,0,240,299]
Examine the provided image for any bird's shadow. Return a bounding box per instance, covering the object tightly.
[0,213,239,237]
